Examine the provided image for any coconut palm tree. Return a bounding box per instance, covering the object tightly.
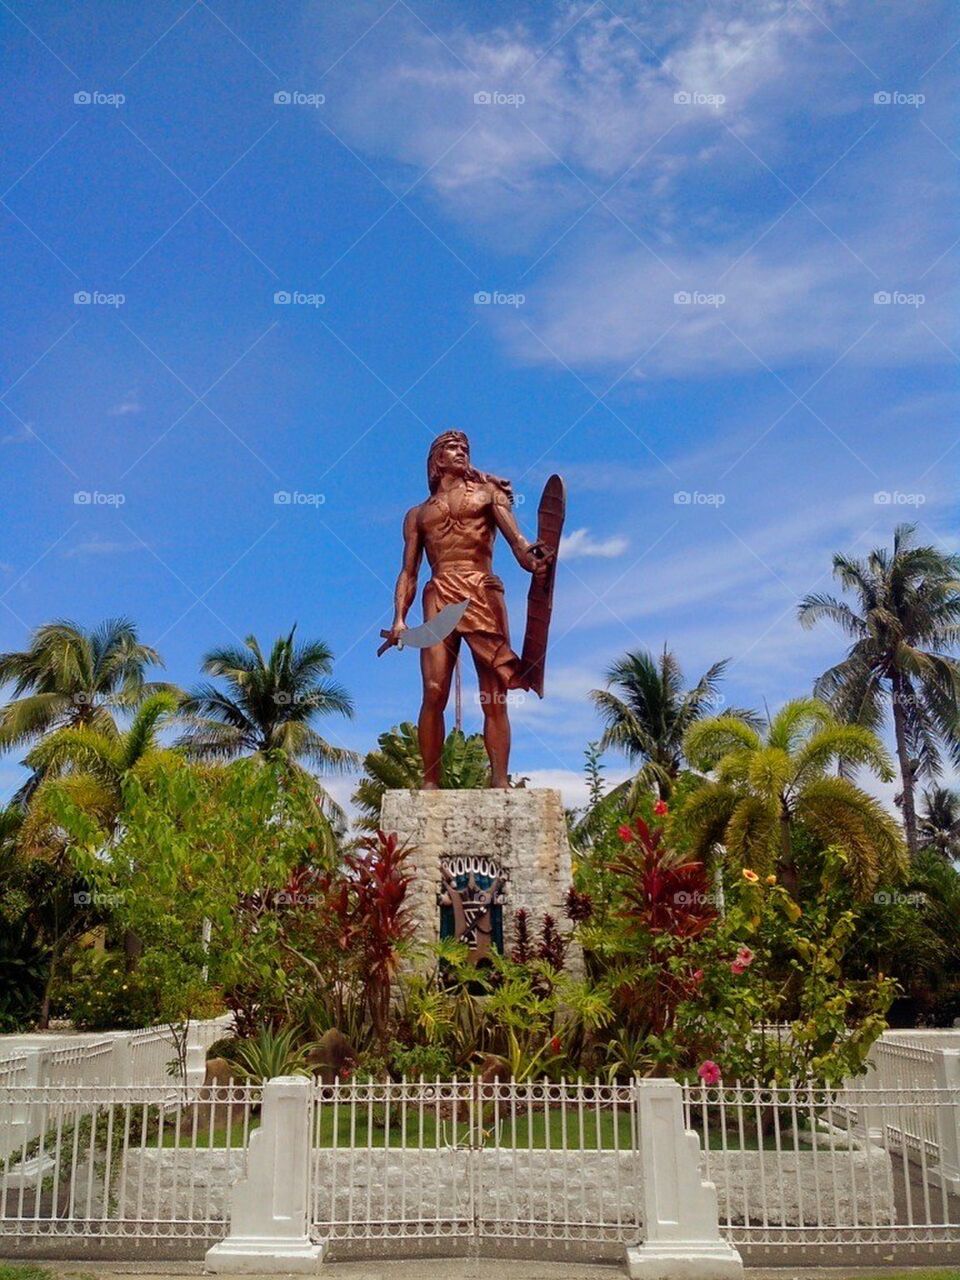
[590,646,760,808]
[17,691,179,855]
[681,698,907,899]
[353,722,488,830]
[918,785,960,862]
[798,524,960,857]
[178,628,359,825]
[0,619,172,790]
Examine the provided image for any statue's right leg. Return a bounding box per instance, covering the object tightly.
[418,633,459,789]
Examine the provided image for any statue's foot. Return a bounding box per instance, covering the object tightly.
[421,780,441,790]
[489,776,510,789]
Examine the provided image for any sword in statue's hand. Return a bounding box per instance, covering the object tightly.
[377,599,471,657]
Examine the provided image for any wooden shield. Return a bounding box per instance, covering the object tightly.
[518,474,566,698]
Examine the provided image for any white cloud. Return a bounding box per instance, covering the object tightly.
[109,390,142,417]
[521,767,633,813]
[2,423,34,445]
[559,527,628,559]
[64,538,143,559]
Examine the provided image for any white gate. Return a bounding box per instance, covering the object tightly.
[309,1078,642,1255]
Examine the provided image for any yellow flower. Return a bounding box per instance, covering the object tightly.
[766,874,777,885]
[742,868,759,883]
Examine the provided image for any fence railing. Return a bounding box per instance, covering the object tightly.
[0,1083,261,1241]
[2,1074,958,1264]
[310,1078,642,1249]
[682,1081,960,1249]
[0,1018,233,1161]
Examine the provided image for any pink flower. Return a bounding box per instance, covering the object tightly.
[691,968,704,984]
[618,824,634,842]
[653,799,669,816]
[698,1060,721,1085]
[730,945,754,975]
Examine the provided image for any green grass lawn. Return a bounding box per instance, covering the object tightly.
[0,1266,55,1280]
[149,1106,638,1150]
[146,1106,826,1151]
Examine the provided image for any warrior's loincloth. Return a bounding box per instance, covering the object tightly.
[423,566,529,689]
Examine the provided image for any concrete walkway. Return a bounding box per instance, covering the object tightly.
[6,1262,960,1280]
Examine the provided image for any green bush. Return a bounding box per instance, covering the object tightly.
[389,1040,455,1080]
[60,952,162,1030]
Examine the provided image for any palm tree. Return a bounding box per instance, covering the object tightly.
[353,722,488,830]
[918,785,960,861]
[590,646,760,808]
[798,524,960,857]
[18,691,179,855]
[0,619,172,786]
[681,698,907,899]
[178,628,359,824]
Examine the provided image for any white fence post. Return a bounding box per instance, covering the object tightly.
[932,1049,960,1194]
[625,1078,743,1280]
[856,1053,885,1140]
[110,1034,133,1084]
[205,1075,323,1274]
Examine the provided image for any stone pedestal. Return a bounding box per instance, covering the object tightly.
[380,788,578,966]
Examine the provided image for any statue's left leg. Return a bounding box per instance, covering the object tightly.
[474,656,511,789]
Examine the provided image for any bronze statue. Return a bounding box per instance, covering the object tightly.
[380,431,564,788]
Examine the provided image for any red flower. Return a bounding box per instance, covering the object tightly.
[618,824,634,842]
[653,799,669,816]
[549,1035,562,1055]
[698,1060,722,1085]
[691,968,704,984]
[730,944,755,975]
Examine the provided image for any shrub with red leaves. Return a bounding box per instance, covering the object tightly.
[537,914,567,971]
[564,886,593,923]
[611,818,717,938]
[510,907,533,965]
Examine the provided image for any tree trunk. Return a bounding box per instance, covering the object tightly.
[890,670,918,857]
[777,809,799,898]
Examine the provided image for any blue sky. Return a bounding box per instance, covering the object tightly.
[1,0,957,812]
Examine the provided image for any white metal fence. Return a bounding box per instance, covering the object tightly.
[682,1081,960,1252]
[0,1018,233,1161]
[2,1074,958,1263]
[0,1083,260,1242]
[310,1078,642,1252]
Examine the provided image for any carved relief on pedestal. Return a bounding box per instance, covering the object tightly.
[438,854,507,964]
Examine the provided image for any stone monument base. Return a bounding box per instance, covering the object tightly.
[379,788,579,969]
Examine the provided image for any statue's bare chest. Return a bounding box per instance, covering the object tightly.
[421,486,490,534]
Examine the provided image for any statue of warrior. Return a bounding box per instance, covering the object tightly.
[382,431,560,789]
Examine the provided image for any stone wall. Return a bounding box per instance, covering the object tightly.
[107,1143,893,1234]
[379,788,579,967]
